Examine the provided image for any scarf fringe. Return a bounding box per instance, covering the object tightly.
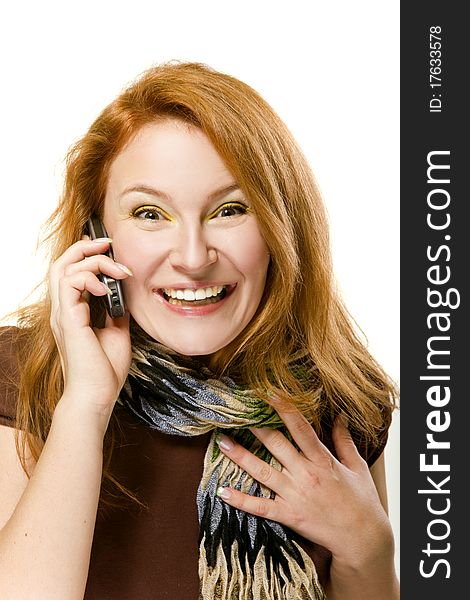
[199,537,325,600]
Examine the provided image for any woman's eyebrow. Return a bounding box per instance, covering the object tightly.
[119,182,241,202]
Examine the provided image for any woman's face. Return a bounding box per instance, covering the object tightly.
[103,119,271,356]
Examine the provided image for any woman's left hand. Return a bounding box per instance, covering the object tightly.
[216,409,393,568]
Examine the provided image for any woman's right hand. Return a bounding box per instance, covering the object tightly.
[48,237,133,427]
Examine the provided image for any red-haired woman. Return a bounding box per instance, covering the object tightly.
[0,62,399,599]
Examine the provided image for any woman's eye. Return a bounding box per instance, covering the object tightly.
[212,202,249,219]
[132,206,167,221]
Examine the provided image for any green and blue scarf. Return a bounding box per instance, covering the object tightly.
[119,325,325,600]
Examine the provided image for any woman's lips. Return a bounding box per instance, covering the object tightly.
[154,284,237,316]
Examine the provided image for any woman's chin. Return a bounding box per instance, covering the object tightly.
[167,340,227,358]
[140,328,233,358]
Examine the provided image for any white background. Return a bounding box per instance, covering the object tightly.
[0,0,400,576]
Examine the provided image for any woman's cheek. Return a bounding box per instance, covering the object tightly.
[113,232,163,276]
[221,224,270,274]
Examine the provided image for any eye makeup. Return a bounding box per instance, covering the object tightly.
[131,205,174,222]
[206,202,250,220]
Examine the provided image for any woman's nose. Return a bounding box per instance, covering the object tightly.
[168,225,217,272]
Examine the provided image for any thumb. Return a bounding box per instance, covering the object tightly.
[332,415,364,469]
[97,311,132,377]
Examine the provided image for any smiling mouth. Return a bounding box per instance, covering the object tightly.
[159,284,234,306]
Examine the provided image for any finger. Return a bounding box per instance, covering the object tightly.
[216,434,287,494]
[332,415,366,470]
[94,309,130,338]
[64,254,132,279]
[50,238,113,277]
[49,239,113,308]
[275,408,329,462]
[61,271,112,298]
[249,428,301,473]
[95,312,131,385]
[57,272,112,326]
[216,486,286,523]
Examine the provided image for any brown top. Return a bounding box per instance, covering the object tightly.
[0,327,390,599]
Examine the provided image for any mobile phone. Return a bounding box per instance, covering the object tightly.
[86,215,126,318]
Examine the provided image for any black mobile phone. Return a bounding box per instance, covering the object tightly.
[86,215,126,318]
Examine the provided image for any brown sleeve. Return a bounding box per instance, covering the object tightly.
[364,402,393,467]
[319,402,394,469]
[0,326,20,428]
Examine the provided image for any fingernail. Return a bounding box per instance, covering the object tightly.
[115,263,133,276]
[339,414,349,428]
[91,237,112,243]
[101,283,114,295]
[216,434,233,451]
[216,486,232,500]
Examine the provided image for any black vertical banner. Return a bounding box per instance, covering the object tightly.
[401,3,467,598]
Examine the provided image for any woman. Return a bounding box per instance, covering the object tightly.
[0,61,399,599]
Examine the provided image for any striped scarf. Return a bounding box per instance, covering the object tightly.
[119,326,325,600]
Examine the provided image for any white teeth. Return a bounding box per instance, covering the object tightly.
[163,285,226,301]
